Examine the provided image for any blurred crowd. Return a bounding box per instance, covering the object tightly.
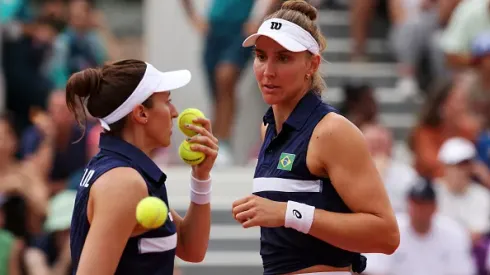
[0,0,490,274]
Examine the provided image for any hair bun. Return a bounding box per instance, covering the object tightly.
[66,68,102,98]
[281,0,318,21]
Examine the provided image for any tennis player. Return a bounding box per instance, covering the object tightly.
[67,59,218,274]
[232,1,400,274]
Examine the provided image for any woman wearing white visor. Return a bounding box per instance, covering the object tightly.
[232,1,400,274]
[66,59,218,274]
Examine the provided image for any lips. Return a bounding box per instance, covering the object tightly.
[263,84,279,89]
[262,84,280,93]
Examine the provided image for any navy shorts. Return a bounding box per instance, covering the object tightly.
[203,23,253,98]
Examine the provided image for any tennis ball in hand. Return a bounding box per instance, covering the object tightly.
[178,108,205,137]
[136,197,168,229]
[179,140,205,165]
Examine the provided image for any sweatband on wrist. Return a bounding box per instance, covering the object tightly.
[190,174,212,205]
[284,201,315,234]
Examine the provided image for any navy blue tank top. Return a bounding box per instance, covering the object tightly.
[254,91,360,275]
[70,134,177,275]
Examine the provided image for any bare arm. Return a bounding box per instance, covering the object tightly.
[170,117,218,262]
[308,114,399,254]
[171,199,210,263]
[388,0,406,25]
[180,0,197,19]
[75,168,148,275]
[438,0,462,26]
[25,247,71,275]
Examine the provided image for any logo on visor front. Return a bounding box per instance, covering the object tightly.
[270,22,282,30]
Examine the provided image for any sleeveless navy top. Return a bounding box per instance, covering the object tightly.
[253,91,362,275]
[70,134,177,275]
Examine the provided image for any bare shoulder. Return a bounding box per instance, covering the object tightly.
[91,167,148,201]
[311,112,364,149]
[309,112,375,175]
[313,113,362,139]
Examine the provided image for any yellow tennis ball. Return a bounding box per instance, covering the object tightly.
[179,140,205,165]
[136,197,168,229]
[178,108,206,137]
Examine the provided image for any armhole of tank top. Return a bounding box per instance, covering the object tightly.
[85,164,136,224]
[304,112,331,180]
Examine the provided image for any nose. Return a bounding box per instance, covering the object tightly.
[263,59,276,78]
[170,104,179,119]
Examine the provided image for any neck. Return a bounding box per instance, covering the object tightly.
[121,127,155,157]
[272,88,310,133]
[411,219,431,235]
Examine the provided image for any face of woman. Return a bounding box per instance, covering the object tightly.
[143,92,178,148]
[253,36,318,105]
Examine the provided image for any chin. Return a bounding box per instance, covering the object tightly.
[261,92,283,106]
[159,139,171,148]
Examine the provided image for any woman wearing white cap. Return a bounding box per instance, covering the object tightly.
[231,1,400,274]
[65,59,218,274]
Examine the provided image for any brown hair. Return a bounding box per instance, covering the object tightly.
[66,59,153,138]
[265,0,328,94]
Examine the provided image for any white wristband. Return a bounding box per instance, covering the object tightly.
[190,174,212,205]
[284,201,315,234]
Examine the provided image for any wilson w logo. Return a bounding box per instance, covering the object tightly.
[270,22,282,30]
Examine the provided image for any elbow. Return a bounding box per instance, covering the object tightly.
[380,221,400,255]
[179,246,208,263]
[181,252,206,263]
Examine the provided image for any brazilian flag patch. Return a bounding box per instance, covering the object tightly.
[277,153,296,171]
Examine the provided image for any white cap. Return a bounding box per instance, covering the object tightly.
[438,137,476,165]
[98,63,191,130]
[242,18,320,54]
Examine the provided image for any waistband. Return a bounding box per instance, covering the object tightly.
[296,272,351,275]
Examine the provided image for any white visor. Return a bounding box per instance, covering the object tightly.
[242,18,320,54]
[98,63,191,130]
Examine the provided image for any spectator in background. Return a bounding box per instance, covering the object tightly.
[3,15,64,136]
[24,190,75,275]
[364,178,476,275]
[20,90,91,196]
[409,79,481,179]
[339,82,378,128]
[469,31,490,115]
[0,200,23,275]
[0,23,4,116]
[388,0,441,98]
[436,137,490,244]
[439,0,490,71]
[181,0,279,166]
[349,0,389,61]
[362,123,417,213]
[48,0,113,90]
[39,0,67,27]
[473,32,490,172]
[67,123,101,191]
[0,111,53,241]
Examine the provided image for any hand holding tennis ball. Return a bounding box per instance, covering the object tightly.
[178,108,206,137]
[177,108,207,166]
[179,140,206,165]
[176,108,219,179]
[136,197,168,229]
